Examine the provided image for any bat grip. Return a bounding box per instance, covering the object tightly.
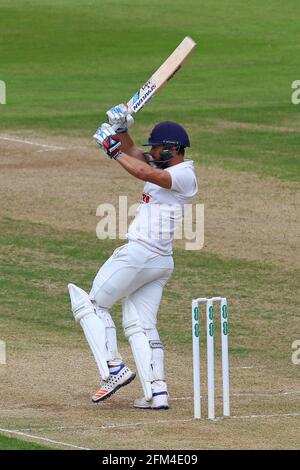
[111,124,120,132]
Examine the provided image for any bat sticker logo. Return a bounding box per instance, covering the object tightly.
[132,83,157,112]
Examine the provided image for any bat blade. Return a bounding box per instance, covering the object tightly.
[126,36,196,113]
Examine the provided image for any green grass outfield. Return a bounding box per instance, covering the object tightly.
[0,433,53,450]
[1,0,300,180]
[0,0,300,450]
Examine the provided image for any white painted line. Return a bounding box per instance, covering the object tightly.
[1,389,298,416]
[12,411,300,434]
[97,422,141,430]
[0,390,298,416]
[11,426,89,432]
[0,135,65,150]
[97,417,193,430]
[170,390,300,401]
[230,412,300,420]
[8,419,193,433]
[36,148,61,153]
[233,391,300,397]
[156,418,193,425]
[235,366,254,369]
[0,428,91,450]
[170,396,192,401]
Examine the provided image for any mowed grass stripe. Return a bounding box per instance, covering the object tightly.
[0,0,300,180]
[0,433,54,450]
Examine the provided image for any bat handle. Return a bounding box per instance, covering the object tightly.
[111,124,120,132]
[111,104,133,133]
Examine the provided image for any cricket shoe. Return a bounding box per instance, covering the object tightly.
[134,391,169,410]
[92,363,136,403]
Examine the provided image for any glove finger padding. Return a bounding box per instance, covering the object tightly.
[106,103,134,133]
[126,113,134,128]
[93,123,116,145]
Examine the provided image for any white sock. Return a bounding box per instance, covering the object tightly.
[108,362,123,374]
[152,380,168,394]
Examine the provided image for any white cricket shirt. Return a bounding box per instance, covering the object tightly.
[127,160,198,255]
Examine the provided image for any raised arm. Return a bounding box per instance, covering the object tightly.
[117,131,146,162]
[116,152,171,189]
[93,125,171,189]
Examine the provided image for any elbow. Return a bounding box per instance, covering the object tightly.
[135,167,151,181]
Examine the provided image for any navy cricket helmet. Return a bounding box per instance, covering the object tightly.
[143,121,190,148]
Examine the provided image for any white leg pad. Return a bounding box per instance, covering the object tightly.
[122,298,153,401]
[148,339,165,381]
[95,307,122,363]
[68,283,109,380]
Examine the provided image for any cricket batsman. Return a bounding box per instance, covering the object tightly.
[68,104,198,410]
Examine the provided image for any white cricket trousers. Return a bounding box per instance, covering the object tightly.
[89,241,173,389]
[89,241,174,329]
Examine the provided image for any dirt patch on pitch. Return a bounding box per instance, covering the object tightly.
[0,134,299,268]
[201,167,300,269]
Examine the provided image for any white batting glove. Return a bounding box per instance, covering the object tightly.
[93,123,116,147]
[106,103,134,133]
[93,123,122,159]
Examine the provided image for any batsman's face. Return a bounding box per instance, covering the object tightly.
[150,145,164,161]
[150,145,179,160]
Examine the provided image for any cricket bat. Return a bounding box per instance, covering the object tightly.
[126,36,196,114]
